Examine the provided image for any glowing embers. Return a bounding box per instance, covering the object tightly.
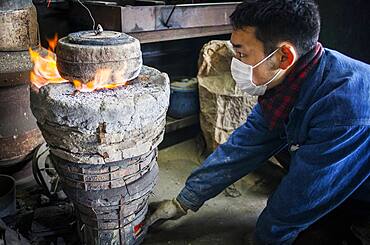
[72,69,129,93]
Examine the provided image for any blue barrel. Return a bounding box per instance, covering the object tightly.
[167,78,199,119]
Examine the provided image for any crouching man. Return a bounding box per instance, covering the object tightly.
[145,0,370,244]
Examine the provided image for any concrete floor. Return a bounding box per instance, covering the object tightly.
[143,138,285,245]
[9,137,284,244]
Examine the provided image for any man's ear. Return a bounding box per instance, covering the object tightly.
[279,44,297,70]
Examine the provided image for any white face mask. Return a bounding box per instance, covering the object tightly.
[231,48,282,96]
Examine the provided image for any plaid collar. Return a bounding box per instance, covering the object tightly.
[258,43,323,130]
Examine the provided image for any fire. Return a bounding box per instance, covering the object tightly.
[29,34,128,92]
[29,47,68,89]
[47,34,58,52]
[72,69,128,92]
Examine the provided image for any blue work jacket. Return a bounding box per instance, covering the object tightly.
[177,48,370,244]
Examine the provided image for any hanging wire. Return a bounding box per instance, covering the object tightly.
[76,0,96,30]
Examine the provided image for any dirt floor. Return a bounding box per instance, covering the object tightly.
[143,138,285,245]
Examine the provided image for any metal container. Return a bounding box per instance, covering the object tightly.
[168,78,199,118]
[0,175,16,218]
[0,2,39,51]
[56,30,142,84]
[0,84,43,168]
[0,0,44,171]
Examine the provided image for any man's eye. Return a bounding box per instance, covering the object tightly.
[232,50,247,59]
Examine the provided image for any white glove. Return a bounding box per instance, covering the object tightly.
[145,198,188,227]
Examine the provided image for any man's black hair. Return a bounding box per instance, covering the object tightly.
[230,0,320,56]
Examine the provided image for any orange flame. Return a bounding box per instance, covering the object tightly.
[29,34,128,92]
[47,33,58,52]
[72,69,128,92]
[29,47,68,88]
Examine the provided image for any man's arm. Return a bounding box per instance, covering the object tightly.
[177,104,287,211]
[255,125,370,244]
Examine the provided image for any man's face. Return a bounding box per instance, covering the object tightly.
[230,27,281,87]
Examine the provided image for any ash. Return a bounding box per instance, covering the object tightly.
[31,65,170,164]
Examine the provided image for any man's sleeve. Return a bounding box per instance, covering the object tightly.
[255,125,370,244]
[177,104,287,211]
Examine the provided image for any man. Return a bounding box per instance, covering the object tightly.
[145,0,370,244]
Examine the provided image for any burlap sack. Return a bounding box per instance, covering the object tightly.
[197,40,257,152]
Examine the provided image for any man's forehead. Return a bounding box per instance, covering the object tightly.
[230,27,258,48]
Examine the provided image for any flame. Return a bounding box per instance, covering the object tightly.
[72,69,128,92]
[47,34,58,52]
[29,47,68,88]
[29,34,128,92]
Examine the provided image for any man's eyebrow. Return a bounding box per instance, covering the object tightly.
[230,41,242,49]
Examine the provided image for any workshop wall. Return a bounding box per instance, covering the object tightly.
[318,0,370,63]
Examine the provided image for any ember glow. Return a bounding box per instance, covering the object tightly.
[72,69,129,92]
[29,34,128,92]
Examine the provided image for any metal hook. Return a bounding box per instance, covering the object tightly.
[95,24,104,35]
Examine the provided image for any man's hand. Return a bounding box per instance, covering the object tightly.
[145,198,188,228]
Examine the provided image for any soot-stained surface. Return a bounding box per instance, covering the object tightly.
[144,138,284,245]
[29,65,170,164]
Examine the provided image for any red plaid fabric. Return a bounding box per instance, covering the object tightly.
[258,43,323,130]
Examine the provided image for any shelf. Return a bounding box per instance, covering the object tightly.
[71,2,238,42]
